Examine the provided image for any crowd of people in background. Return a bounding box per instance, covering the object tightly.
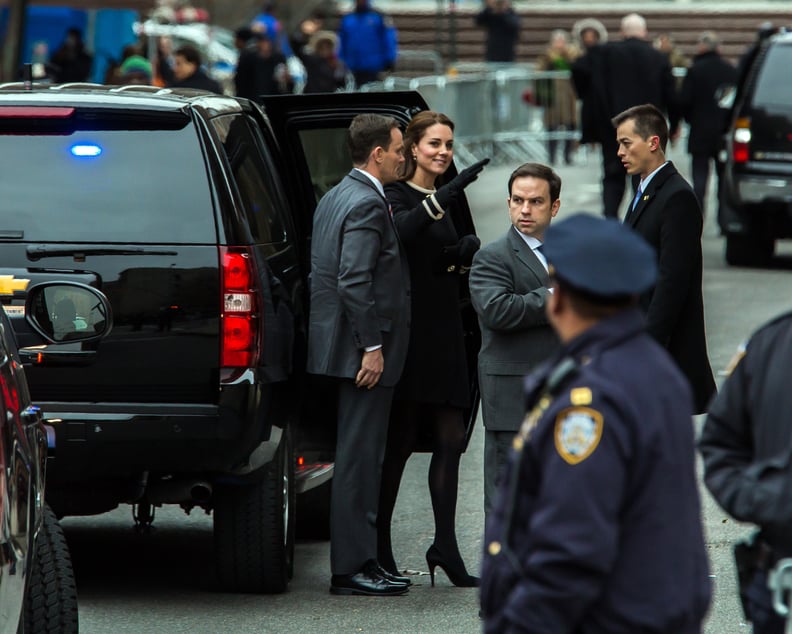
[37,0,755,199]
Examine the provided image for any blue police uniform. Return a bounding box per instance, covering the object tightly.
[480,215,711,633]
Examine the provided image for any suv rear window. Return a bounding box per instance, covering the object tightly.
[751,44,792,108]
[0,113,216,244]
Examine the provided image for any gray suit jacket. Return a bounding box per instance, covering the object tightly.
[469,228,559,431]
[307,170,410,387]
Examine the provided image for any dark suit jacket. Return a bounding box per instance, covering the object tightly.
[307,170,410,387]
[625,162,716,413]
[469,228,559,432]
[573,37,679,144]
[679,50,738,155]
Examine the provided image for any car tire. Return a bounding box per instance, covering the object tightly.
[214,428,295,593]
[725,232,774,266]
[296,479,332,541]
[24,504,78,634]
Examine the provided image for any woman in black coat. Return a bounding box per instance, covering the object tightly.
[378,111,487,587]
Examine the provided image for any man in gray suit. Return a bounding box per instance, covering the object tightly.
[308,113,411,596]
[469,163,562,521]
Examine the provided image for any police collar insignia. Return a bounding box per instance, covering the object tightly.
[554,407,603,465]
[570,387,592,406]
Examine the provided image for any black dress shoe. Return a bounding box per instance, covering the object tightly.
[330,560,409,596]
[375,561,411,586]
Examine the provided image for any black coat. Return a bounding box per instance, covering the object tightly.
[625,162,716,413]
[474,8,520,62]
[170,69,222,94]
[234,49,288,101]
[572,38,679,144]
[385,181,477,407]
[570,44,604,144]
[298,52,348,93]
[679,50,737,155]
[50,45,93,83]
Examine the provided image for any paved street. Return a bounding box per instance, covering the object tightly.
[64,139,792,633]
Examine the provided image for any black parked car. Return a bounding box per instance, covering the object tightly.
[0,87,481,593]
[719,30,792,266]
[0,280,112,632]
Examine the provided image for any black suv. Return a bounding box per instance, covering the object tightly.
[0,280,112,632]
[0,87,480,593]
[719,30,792,265]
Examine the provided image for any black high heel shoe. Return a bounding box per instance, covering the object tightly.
[425,544,480,588]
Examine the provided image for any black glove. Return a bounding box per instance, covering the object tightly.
[457,234,481,265]
[434,158,491,209]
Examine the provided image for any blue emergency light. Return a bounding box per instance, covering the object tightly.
[70,143,102,157]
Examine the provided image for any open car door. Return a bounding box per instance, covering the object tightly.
[259,91,481,451]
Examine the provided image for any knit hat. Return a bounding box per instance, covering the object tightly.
[308,30,338,52]
[119,55,153,81]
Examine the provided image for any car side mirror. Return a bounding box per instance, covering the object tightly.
[25,282,113,344]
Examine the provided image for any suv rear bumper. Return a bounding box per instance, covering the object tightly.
[42,399,272,482]
[736,175,792,205]
[721,171,792,236]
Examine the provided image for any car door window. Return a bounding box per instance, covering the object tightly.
[210,114,288,245]
[296,127,352,203]
[752,45,792,107]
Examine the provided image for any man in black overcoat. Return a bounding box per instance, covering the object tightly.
[572,13,679,218]
[616,103,716,414]
[679,31,738,219]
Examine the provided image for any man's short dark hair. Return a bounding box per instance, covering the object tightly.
[347,114,400,166]
[611,104,669,153]
[174,44,202,67]
[507,162,562,201]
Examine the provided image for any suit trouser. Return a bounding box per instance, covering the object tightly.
[601,134,627,219]
[691,152,723,218]
[483,429,517,525]
[330,379,394,575]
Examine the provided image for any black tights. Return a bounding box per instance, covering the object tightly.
[377,399,468,571]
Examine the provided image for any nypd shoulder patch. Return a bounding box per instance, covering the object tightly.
[554,407,603,465]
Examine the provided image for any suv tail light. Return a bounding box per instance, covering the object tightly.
[732,117,752,164]
[220,247,260,368]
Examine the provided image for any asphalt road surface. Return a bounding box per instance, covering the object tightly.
[63,141,792,633]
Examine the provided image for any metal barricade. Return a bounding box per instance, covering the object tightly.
[362,64,587,168]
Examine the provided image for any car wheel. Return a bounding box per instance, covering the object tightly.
[296,479,332,541]
[214,428,295,593]
[725,232,774,266]
[24,504,78,633]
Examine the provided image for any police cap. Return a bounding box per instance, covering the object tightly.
[543,213,657,297]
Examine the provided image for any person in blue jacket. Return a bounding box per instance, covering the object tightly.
[480,214,711,633]
[338,0,398,88]
[251,1,293,57]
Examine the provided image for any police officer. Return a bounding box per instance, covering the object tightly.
[700,312,792,633]
[480,214,711,633]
